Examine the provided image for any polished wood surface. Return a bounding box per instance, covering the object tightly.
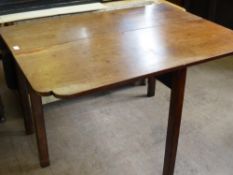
[1,3,233,98]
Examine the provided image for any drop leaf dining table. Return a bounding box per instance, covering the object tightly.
[0,2,233,175]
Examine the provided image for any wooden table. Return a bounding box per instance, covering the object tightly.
[1,3,233,175]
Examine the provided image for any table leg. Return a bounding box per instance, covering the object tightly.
[16,66,34,134]
[28,86,50,167]
[0,96,5,123]
[147,76,156,97]
[139,78,146,85]
[162,68,187,175]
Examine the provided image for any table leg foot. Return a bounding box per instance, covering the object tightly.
[29,86,50,167]
[162,68,187,175]
[147,77,156,97]
[40,160,50,167]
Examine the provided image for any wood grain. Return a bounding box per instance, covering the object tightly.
[0,3,233,98]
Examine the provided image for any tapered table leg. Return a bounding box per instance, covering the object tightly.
[16,66,34,134]
[28,86,50,167]
[0,96,5,123]
[147,76,156,97]
[162,68,187,175]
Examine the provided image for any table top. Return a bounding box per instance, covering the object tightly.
[1,3,233,98]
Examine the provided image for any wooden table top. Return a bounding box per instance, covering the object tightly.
[1,3,233,98]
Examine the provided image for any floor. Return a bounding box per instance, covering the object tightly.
[0,54,233,175]
[0,1,233,174]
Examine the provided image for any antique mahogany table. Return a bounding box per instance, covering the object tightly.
[1,3,233,175]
